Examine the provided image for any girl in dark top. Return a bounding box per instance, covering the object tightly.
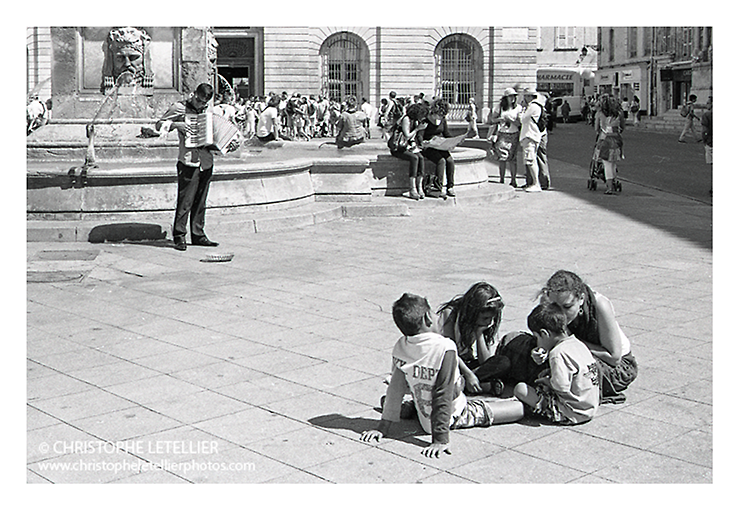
[437,282,505,394]
[421,99,456,197]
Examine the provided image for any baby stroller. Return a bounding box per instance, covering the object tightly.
[587,143,622,192]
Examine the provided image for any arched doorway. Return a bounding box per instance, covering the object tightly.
[320,32,369,102]
[435,34,484,121]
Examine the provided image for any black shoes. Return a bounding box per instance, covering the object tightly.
[191,236,219,247]
[173,235,219,251]
[173,237,187,251]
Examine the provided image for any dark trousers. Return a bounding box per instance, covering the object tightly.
[424,148,455,188]
[174,162,213,240]
[391,150,424,178]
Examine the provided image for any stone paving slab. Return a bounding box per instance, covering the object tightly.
[24,156,715,493]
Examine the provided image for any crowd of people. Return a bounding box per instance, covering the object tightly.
[362,271,638,457]
[209,90,382,144]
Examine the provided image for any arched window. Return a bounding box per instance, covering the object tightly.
[435,34,483,120]
[320,32,369,102]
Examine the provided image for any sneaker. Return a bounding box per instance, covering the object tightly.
[446,187,456,197]
[524,185,542,193]
[409,190,420,200]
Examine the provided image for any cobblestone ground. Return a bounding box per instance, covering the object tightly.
[25,155,714,496]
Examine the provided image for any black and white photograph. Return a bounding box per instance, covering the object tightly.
[15,2,729,506]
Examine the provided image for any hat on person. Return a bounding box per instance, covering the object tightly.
[503,87,517,97]
[523,87,538,96]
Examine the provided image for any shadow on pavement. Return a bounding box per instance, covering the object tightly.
[88,223,168,244]
[497,122,712,252]
[309,413,430,447]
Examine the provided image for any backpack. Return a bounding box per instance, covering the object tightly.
[389,99,404,122]
[680,104,690,117]
[285,99,297,115]
[536,102,549,132]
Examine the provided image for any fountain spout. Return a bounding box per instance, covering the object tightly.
[84,124,97,167]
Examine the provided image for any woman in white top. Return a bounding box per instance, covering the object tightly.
[488,88,523,187]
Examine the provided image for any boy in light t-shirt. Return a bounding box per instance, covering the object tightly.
[361,293,523,458]
[514,303,600,424]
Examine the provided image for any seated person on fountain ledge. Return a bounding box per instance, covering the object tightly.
[335,95,367,149]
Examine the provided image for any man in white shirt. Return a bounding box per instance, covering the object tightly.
[519,88,546,192]
[360,98,375,139]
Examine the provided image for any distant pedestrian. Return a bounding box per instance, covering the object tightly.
[489,87,522,187]
[466,97,479,138]
[702,95,713,195]
[630,96,641,126]
[519,88,546,192]
[561,100,571,123]
[678,94,700,143]
[593,94,625,195]
[536,93,551,190]
[361,97,375,139]
[581,99,590,125]
[621,97,630,120]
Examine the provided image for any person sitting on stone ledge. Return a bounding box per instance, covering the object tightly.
[335,95,366,149]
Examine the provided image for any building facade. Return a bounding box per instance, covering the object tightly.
[596,27,712,116]
[535,27,599,108]
[536,27,598,77]
[27,26,540,123]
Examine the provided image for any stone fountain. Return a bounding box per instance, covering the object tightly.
[27,27,501,239]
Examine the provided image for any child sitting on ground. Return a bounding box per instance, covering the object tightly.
[361,293,524,458]
[513,303,600,424]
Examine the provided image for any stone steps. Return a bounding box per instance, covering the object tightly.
[27,181,515,243]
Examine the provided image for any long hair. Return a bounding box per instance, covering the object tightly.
[429,99,449,117]
[499,95,512,111]
[599,95,620,118]
[438,282,504,351]
[405,102,429,121]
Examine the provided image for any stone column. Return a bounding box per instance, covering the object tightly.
[180,27,214,95]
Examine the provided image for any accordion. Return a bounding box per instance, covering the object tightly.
[185,111,243,153]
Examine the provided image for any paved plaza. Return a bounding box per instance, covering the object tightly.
[25,154,714,489]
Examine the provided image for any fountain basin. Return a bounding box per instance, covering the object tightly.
[27,138,496,220]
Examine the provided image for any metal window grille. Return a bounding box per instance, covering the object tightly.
[436,38,476,120]
[321,36,363,102]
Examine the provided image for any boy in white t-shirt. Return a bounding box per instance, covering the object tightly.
[514,303,600,424]
[361,293,523,458]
